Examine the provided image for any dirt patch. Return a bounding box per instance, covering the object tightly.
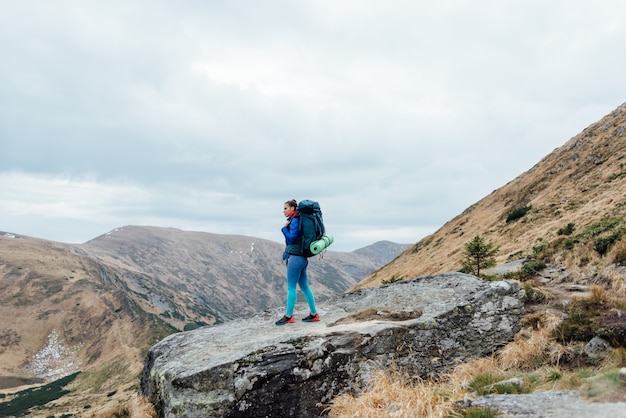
[327,306,422,327]
[0,376,44,390]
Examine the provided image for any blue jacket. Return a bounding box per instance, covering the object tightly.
[282,215,303,256]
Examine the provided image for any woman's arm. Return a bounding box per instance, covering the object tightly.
[281,216,301,245]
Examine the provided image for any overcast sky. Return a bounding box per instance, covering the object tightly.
[1,1,625,252]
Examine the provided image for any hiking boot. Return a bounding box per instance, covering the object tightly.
[302,313,320,322]
[275,315,295,325]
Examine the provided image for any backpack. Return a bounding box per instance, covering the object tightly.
[297,200,331,257]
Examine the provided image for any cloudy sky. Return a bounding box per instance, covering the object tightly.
[1,1,625,252]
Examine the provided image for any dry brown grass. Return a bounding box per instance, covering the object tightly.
[328,356,509,417]
[497,312,565,371]
[333,104,626,414]
[327,368,462,418]
[91,394,157,418]
[355,103,626,291]
[599,266,626,306]
[329,273,626,417]
[328,335,603,417]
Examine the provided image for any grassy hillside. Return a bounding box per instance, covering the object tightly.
[357,102,626,289]
[0,235,176,416]
[331,102,626,416]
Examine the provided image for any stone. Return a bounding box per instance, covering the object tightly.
[481,377,524,394]
[564,284,589,292]
[483,258,530,275]
[584,336,611,360]
[139,272,526,417]
[467,390,626,417]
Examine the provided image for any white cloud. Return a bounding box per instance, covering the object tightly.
[1,0,625,251]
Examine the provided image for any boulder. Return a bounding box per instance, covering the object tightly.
[584,336,611,360]
[466,390,626,417]
[139,272,525,417]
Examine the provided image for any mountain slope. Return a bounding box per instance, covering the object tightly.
[0,235,176,414]
[0,229,406,415]
[79,226,408,325]
[357,102,626,289]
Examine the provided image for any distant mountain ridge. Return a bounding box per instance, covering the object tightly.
[352,240,409,265]
[78,226,410,324]
[0,227,408,414]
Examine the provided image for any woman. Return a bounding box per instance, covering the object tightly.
[276,199,320,325]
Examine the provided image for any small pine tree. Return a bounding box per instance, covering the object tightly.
[462,235,499,277]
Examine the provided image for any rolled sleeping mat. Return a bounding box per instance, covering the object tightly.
[320,235,334,250]
[310,235,334,254]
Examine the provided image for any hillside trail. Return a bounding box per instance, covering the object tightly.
[537,262,626,404]
[487,258,593,313]
[486,259,604,354]
[477,259,626,416]
[534,263,592,310]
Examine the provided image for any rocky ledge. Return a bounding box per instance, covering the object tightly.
[139,272,525,417]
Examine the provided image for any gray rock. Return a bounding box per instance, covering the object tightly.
[484,258,531,275]
[480,377,524,393]
[565,284,590,292]
[467,390,626,417]
[139,272,525,417]
[585,336,611,359]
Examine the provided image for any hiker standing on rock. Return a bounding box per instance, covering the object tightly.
[276,199,320,325]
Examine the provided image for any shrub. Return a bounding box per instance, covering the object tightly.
[563,238,578,250]
[518,261,547,280]
[382,275,404,285]
[594,230,624,256]
[468,373,530,396]
[468,373,501,395]
[506,205,533,223]
[557,222,576,236]
[545,368,562,382]
[532,244,548,258]
[461,407,500,418]
[553,291,607,344]
[480,274,504,282]
[579,217,622,240]
[522,282,551,305]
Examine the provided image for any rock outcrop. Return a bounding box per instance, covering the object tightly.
[464,390,626,417]
[140,273,525,417]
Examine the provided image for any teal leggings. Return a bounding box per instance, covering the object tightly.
[285,255,317,317]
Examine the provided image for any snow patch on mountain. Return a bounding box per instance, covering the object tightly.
[32,331,82,381]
